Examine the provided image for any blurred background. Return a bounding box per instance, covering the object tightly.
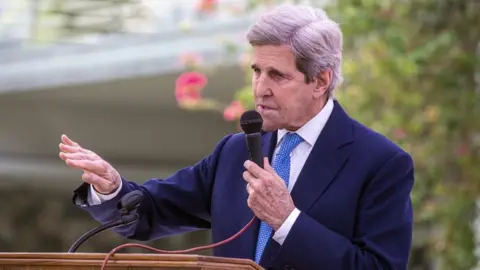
[0,0,478,269]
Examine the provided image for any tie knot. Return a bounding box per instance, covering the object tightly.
[279,132,303,156]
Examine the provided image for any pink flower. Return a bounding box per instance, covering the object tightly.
[223,101,246,121]
[392,127,406,140]
[456,143,468,157]
[196,0,217,13]
[175,72,208,105]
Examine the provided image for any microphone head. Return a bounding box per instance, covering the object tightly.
[240,110,263,134]
[117,190,144,214]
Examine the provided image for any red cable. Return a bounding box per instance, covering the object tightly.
[100,216,257,269]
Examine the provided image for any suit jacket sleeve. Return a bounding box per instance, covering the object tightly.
[72,134,233,241]
[276,151,414,270]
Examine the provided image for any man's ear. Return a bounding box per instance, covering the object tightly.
[313,69,332,99]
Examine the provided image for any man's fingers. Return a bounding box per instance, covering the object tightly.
[243,171,255,183]
[263,158,275,173]
[59,152,96,161]
[243,171,263,192]
[61,134,80,147]
[246,183,252,192]
[59,143,83,153]
[65,159,108,175]
[59,143,94,156]
[243,160,269,179]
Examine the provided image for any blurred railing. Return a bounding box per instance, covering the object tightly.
[0,0,319,92]
[0,0,271,44]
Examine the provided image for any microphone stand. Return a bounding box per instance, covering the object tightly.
[68,213,139,253]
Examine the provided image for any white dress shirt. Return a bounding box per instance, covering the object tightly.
[270,98,334,244]
[88,98,334,245]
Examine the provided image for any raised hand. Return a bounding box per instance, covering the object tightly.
[59,134,121,194]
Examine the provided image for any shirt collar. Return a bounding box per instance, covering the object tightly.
[277,98,334,147]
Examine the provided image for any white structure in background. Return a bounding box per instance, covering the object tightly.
[0,0,32,39]
[0,0,319,43]
[0,0,251,43]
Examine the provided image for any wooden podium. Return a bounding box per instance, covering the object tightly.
[0,253,263,269]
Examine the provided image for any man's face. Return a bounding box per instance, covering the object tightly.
[251,45,325,131]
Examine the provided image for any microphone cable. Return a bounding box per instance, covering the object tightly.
[100,216,257,269]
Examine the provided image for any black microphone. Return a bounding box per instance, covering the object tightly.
[68,190,144,253]
[240,110,264,168]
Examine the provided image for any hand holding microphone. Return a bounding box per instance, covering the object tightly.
[240,111,296,231]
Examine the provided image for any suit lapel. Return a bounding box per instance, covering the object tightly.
[290,101,354,212]
[261,131,276,165]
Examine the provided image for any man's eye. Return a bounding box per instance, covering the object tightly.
[271,72,283,78]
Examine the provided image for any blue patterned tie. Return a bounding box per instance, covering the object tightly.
[254,132,304,263]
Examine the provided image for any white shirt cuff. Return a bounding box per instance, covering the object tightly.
[272,208,301,245]
[87,181,123,205]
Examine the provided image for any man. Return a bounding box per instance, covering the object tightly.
[59,4,414,270]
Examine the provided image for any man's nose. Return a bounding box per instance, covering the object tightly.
[255,76,272,97]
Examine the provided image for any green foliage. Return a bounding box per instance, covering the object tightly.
[325,1,479,268]
[234,85,255,109]
[327,1,479,268]
[234,65,255,110]
[230,0,480,268]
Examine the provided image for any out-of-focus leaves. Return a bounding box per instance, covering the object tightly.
[329,0,480,268]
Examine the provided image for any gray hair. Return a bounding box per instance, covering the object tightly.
[246,4,343,97]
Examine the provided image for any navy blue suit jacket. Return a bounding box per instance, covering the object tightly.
[73,101,414,270]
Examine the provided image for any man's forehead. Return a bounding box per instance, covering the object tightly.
[252,45,295,62]
[250,59,295,72]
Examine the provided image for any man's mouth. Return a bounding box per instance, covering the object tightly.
[258,105,276,111]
